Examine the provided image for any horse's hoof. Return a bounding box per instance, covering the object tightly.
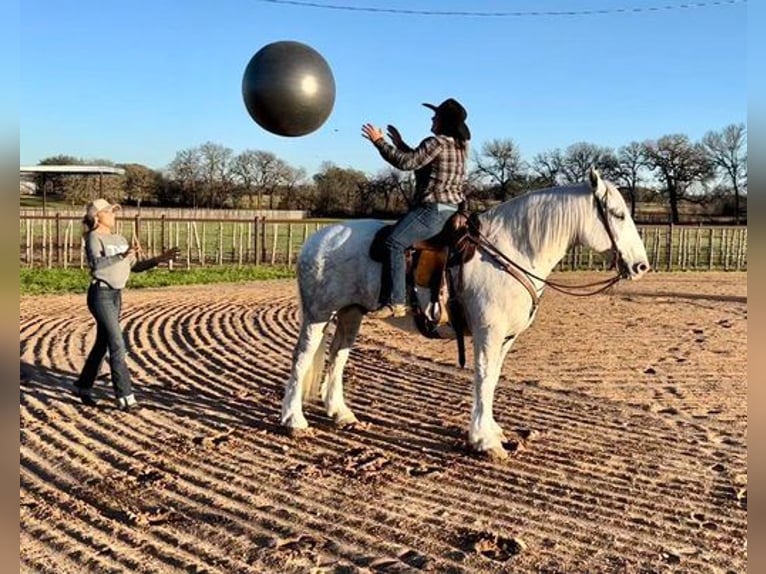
[333,412,360,428]
[481,446,509,461]
[339,420,371,432]
[284,426,313,438]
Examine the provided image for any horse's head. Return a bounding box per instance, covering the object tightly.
[585,167,650,280]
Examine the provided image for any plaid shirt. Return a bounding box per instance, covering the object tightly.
[374,134,468,206]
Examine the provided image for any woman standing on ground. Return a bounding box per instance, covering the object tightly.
[72,198,178,410]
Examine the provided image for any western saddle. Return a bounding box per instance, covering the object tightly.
[368,211,481,366]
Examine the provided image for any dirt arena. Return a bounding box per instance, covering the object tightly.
[20,272,747,573]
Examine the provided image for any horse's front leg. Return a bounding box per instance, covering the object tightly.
[469,327,511,459]
[322,306,363,427]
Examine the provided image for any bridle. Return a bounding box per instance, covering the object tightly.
[591,185,631,280]
[465,184,628,313]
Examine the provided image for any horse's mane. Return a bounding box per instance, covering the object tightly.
[478,182,595,261]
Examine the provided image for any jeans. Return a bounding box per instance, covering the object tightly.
[75,283,134,399]
[384,202,458,306]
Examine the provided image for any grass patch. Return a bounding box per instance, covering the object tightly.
[20,195,75,210]
[20,265,295,296]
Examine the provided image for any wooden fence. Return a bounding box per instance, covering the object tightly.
[19,214,747,272]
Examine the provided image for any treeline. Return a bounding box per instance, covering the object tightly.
[28,123,746,224]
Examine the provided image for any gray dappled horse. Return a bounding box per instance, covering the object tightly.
[281,168,650,459]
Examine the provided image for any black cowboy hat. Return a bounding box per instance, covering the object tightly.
[423,98,471,141]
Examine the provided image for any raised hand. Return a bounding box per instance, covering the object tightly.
[361,123,385,143]
[386,124,408,150]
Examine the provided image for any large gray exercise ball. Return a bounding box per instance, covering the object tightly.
[242,41,336,137]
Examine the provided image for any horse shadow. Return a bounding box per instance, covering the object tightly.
[622,290,746,304]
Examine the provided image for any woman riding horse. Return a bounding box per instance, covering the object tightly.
[361,98,471,319]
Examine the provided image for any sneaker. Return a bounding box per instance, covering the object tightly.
[116,394,139,411]
[367,304,408,319]
[73,386,97,407]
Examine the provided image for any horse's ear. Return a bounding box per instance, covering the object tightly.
[589,166,606,198]
[588,166,600,189]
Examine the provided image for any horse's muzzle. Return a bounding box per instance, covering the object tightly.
[629,261,650,279]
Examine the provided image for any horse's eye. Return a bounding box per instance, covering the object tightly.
[611,210,625,221]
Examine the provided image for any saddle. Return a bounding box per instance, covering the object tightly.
[369,210,481,367]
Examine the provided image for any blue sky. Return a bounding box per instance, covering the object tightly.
[20,0,747,177]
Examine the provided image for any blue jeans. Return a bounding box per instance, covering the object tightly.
[384,202,458,306]
[75,283,134,399]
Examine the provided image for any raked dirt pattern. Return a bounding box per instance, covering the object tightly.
[20,272,746,573]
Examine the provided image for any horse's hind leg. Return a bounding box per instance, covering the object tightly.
[322,306,363,427]
[281,320,328,433]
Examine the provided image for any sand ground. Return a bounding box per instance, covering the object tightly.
[20,272,747,573]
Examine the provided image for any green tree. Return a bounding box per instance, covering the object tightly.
[120,163,161,207]
[312,162,368,216]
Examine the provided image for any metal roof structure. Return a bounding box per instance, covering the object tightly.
[20,165,127,214]
[19,165,126,175]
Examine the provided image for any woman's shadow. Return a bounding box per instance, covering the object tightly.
[19,360,283,435]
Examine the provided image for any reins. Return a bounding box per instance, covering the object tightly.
[462,181,627,301]
[469,230,623,297]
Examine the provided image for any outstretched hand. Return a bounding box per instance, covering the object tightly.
[386,124,407,150]
[361,123,385,143]
[158,247,181,261]
[157,247,180,263]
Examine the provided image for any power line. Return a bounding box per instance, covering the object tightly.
[255,0,745,18]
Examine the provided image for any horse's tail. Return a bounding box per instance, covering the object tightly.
[301,321,330,401]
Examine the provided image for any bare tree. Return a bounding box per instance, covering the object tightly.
[167,148,203,207]
[701,123,747,224]
[531,149,565,187]
[277,164,307,210]
[614,142,649,219]
[232,150,305,210]
[363,168,412,215]
[642,134,715,224]
[232,150,273,209]
[198,142,235,208]
[559,142,618,184]
[473,138,526,200]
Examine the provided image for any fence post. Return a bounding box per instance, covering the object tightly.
[254,217,260,265]
[160,214,166,252]
[665,223,673,272]
[134,213,142,249]
[287,224,294,268]
[218,221,224,265]
[260,218,267,264]
[54,213,61,266]
[271,223,279,265]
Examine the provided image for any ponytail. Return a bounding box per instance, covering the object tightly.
[82,212,97,237]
